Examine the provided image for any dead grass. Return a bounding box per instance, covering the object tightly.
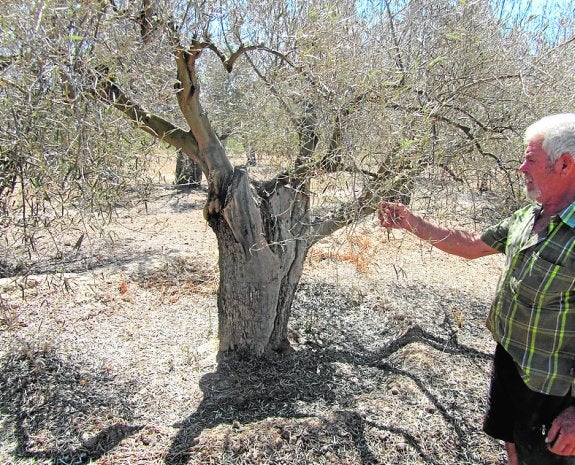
[0,185,506,465]
[307,232,377,273]
[138,257,219,298]
[0,294,24,331]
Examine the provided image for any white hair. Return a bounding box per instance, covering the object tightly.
[524,113,575,163]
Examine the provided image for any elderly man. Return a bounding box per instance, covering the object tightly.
[378,114,575,465]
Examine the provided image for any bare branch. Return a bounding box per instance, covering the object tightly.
[139,0,156,44]
[243,52,298,126]
[307,195,378,247]
[92,67,203,169]
[555,34,575,49]
[384,0,406,84]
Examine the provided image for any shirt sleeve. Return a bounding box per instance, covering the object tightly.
[480,215,512,254]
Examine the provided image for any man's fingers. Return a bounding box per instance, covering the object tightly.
[546,407,575,456]
[547,422,561,446]
[547,427,575,456]
[377,208,388,227]
[378,202,407,229]
[549,435,575,456]
[378,207,394,227]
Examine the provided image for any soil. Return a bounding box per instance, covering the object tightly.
[0,172,507,464]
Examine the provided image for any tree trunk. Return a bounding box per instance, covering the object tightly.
[175,150,202,186]
[211,167,309,357]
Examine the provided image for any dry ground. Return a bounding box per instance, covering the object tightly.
[0,170,507,464]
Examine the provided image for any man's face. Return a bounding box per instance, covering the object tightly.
[519,137,557,203]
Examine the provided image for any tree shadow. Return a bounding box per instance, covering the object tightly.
[168,184,208,212]
[0,341,141,464]
[165,322,493,465]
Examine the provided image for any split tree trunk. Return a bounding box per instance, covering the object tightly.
[170,41,314,357]
[212,167,310,357]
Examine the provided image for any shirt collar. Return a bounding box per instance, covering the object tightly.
[559,200,575,227]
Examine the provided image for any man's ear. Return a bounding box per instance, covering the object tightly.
[558,153,575,174]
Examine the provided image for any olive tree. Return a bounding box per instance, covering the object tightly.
[2,0,574,358]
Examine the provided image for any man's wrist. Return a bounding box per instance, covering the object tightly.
[404,214,419,234]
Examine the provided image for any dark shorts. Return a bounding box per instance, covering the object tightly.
[483,344,575,465]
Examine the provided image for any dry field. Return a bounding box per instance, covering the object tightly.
[0,167,507,464]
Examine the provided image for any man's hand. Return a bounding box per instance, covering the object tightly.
[547,405,575,456]
[377,202,412,231]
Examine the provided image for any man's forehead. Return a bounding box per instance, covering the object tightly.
[525,138,545,152]
[526,135,545,146]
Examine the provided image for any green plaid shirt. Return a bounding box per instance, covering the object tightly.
[481,201,575,396]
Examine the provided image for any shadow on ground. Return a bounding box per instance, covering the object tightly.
[164,324,492,465]
[0,281,496,465]
[0,341,140,464]
[163,281,495,465]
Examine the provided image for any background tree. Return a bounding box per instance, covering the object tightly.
[1,0,574,358]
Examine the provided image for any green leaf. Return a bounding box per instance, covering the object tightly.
[427,56,445,68]
[445,33,462,41]
[401,138,414,150]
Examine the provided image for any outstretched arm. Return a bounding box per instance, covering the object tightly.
[378,202,498,260]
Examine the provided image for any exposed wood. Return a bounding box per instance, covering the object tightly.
[215,167,310,355]
[173,41,233,218]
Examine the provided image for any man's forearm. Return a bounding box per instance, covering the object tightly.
[404,214,497,260]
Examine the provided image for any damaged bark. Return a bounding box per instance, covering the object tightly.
[213,167,311,356]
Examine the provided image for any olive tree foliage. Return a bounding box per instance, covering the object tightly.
[0,0,170,276]
[1,0,574,356]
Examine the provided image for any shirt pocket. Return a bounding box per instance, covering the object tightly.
[513,254,575,309]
